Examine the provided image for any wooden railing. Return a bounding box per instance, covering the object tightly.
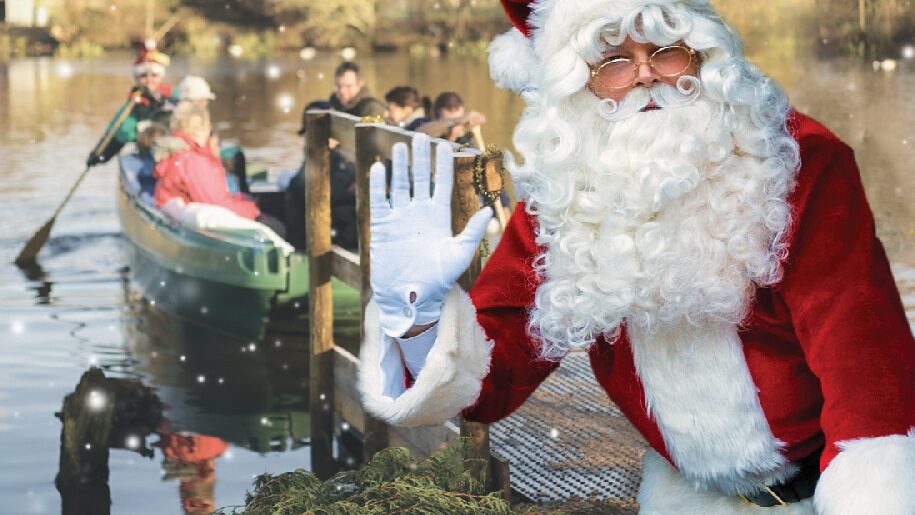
[302,110,508,495]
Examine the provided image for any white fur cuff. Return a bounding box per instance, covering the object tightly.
[814,428,915,514]
[358,286,493,427]
[488,28,538,93]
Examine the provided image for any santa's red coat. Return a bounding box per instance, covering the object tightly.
[464,111,915,474]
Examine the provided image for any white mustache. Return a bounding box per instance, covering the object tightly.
[597,75,702,122]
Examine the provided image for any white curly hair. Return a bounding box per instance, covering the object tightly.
[491,0,801,359]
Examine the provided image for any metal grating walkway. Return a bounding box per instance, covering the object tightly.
[489,351,647,506]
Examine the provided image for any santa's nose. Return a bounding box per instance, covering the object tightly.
[633,62,659,87]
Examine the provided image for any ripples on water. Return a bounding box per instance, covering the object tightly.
[0,50,913,513]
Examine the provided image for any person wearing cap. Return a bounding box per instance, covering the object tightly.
[358,0,915,513]
[174,75,215,108]
[174,75,249,195]
[88,47,174,167]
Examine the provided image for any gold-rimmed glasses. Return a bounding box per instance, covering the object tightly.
[590,45,697,90]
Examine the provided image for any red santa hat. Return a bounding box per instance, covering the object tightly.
[488,0,714,93]
[134,47,171,77]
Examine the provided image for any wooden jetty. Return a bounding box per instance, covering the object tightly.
[301,109,501,481]
[301,110,645,508]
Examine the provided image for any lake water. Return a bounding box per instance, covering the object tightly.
[1,49,913,514]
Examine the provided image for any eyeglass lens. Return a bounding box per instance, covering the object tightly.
[595,46,693,88]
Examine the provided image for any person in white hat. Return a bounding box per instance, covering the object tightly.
[172,75,251,195]
[175,75,216,107]
[359,0,915,513]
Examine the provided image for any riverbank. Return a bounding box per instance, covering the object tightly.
[0,25,57,58]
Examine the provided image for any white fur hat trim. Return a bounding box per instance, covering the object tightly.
[488,28,539,93]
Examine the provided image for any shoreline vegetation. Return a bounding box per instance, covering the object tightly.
[214,440,637,514]
[1,0,913,61]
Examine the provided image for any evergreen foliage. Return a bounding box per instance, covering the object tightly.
[220,441,512,514]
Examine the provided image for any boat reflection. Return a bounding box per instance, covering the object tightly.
[53,296,346,514]
[121,296,312,452]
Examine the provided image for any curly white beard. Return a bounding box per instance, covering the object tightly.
[519,90,797,360]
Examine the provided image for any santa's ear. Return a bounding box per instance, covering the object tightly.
[488,28,539,93]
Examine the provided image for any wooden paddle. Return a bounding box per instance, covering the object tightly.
[15,93,139,265]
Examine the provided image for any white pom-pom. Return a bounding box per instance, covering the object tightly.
[488,28,539,93]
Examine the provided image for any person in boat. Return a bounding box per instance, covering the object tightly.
[384,86,430,130]
[358,0,915,512]
[287,62,387,252]
[174,75,250,195]
[413,92,487,148]
[153,102,285,236]
[122,122,169,201]
[328,61,387,119]
[88,46,173,167]
[285,62,385,250]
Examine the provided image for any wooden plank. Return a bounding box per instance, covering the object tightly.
[490,452,513,503]
[304,111,337,479]
[453,154,484,291]
[334,347,458,460]
[389,423,460,460]
[329,246,361,290]
[330,112,359,162]
[452,150,494,487]
[354,122,391,460]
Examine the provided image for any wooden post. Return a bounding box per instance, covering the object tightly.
[355,124,391,460]
[305,111,337,479]
[453,152,490,486]
[55,368,114,515]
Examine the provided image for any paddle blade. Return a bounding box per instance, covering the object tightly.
[15,217,55,266]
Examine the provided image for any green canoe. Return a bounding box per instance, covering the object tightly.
[117,152,361,339]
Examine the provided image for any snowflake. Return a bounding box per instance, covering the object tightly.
[87,390,107,411]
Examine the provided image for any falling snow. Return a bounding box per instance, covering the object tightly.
[87,390,107,411]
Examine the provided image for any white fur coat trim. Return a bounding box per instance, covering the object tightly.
[638,449,815,514]
[629,321,795,495]
[358,286,493,428]
[488,28,539,92]
[813,427,915,514]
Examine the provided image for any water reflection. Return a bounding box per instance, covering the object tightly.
[121,298,313,453]
[53,296,332,514]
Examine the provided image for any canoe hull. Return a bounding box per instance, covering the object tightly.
[117,170,302,338]
[123,239,277,338]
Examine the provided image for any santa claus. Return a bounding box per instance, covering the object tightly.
[358,0,915,513]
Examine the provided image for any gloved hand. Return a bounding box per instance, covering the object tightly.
[130,84,156,102]
[370,134,493,337]
[86,152,104,167]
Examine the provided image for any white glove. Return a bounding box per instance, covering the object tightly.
[370,134,493,337]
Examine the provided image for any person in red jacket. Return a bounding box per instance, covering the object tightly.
[154,102,261,220]
[358,0,915,513]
